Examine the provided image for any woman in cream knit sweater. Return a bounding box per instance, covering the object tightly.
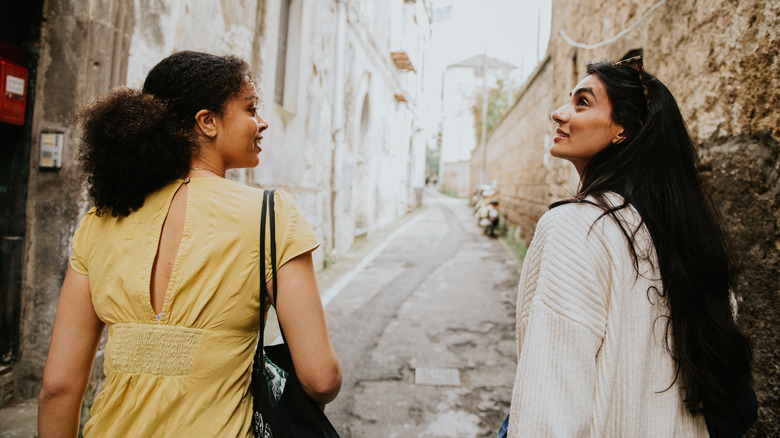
[502,58,755,437]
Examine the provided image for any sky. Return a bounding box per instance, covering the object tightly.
[419,0,553,146]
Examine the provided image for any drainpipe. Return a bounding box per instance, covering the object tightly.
[480,50,488,185]
[330,0,347,256]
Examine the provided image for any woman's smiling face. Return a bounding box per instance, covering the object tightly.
[213,77,268,170]
[550,74,624,176]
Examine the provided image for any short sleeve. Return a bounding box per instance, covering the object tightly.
[266,190,320,281]
[70,209,97,275]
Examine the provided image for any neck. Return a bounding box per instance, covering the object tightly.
[188,162,226,178]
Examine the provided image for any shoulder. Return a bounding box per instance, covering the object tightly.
[271,190,305,216]
[74,207,99,232]
[219,178,263,197]
[536,201,605,242]
[539,194,636,243]
[540,201,604,227]
[272,189,297,205]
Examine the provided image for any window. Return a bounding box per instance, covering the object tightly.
[274,0,291,105]
[274,0,302,111]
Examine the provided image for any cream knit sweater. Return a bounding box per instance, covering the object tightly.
[508,198,708,437]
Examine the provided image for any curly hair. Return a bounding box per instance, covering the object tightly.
[73,51,251,217]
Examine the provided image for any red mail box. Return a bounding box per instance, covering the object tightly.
[0,58,28,126]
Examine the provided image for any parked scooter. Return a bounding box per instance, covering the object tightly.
[471,184,493,207]
[473,188,500,237]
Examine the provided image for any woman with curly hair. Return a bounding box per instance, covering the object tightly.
[500,58,755,437]
[38,51,341,437]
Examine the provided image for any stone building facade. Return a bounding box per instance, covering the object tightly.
[1,0,429,408]
[480,0,779,434]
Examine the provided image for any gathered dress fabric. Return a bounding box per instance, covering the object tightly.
[507,194,708,437]
[69,178,319,438]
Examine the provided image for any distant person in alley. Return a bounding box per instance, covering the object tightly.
[37,51,341,437]
[500,57,755,437]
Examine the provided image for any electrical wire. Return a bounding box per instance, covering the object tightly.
[558,0,669,50]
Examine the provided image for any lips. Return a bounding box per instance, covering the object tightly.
[553,128,569,143]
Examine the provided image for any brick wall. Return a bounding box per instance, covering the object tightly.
[441,160,472,197]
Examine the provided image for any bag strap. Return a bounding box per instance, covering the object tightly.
[269,190,278,317]
[256,189,276,357]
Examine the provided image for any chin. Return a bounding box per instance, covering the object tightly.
[548,146,564,160]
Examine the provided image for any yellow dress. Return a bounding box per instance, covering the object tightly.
[69,178,319,437]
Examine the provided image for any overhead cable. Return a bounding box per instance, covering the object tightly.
[558,0,669,50]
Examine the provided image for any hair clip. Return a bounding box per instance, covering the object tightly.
[614,54,645,72]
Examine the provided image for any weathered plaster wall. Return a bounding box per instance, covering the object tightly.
[19,0,134,398]
[19,0,263,400]
[485,0,779,433]
[18,0,429,404]
[251,0,426,255]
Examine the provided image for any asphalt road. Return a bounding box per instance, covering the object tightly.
[319,188,521,438]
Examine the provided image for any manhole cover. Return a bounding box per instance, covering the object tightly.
[414,367,461,386]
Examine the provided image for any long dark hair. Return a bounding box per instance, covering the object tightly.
[553,61,752,424]
[73,51,251,216]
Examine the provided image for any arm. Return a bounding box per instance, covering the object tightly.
[508,208,609,437]
[509,303,603,436]
[270,252,342,405]
[38,266,105,437]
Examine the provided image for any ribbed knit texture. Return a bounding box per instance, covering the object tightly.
[508,196,707,437]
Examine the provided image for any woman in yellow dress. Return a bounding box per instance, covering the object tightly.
[37,51,341,437]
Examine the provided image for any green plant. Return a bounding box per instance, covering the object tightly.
[471,78,519,145]
[502,224,528,260]
[324,252,338,268]
[440,188,458,198]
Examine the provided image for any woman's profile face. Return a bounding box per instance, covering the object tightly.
[213,77,268,170]
[550,74,624,176]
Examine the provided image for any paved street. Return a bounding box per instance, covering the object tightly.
[318,188,521,437]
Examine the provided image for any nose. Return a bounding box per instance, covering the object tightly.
[551,105,569,124]
[255,116,268,132]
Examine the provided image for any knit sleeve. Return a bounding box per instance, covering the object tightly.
[508,205,612,437]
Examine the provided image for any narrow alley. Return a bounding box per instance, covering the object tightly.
[316,188,520,437]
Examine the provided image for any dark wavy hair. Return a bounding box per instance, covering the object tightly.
[73,51,251,216]
[552,61,752,425]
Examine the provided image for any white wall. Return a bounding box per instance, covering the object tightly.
[123,0,429,266]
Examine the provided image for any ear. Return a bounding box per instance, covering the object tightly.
[194,109,217,139]
[612,128,626,145]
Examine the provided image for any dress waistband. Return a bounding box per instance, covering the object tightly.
[110,323,204,376]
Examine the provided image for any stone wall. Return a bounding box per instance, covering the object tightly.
[441,160,471,197]
[483,0,779,433]
[476,56,577,243]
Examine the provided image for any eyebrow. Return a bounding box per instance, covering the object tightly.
[570,87,596,101]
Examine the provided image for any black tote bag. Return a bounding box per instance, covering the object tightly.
[252,189,340,438]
